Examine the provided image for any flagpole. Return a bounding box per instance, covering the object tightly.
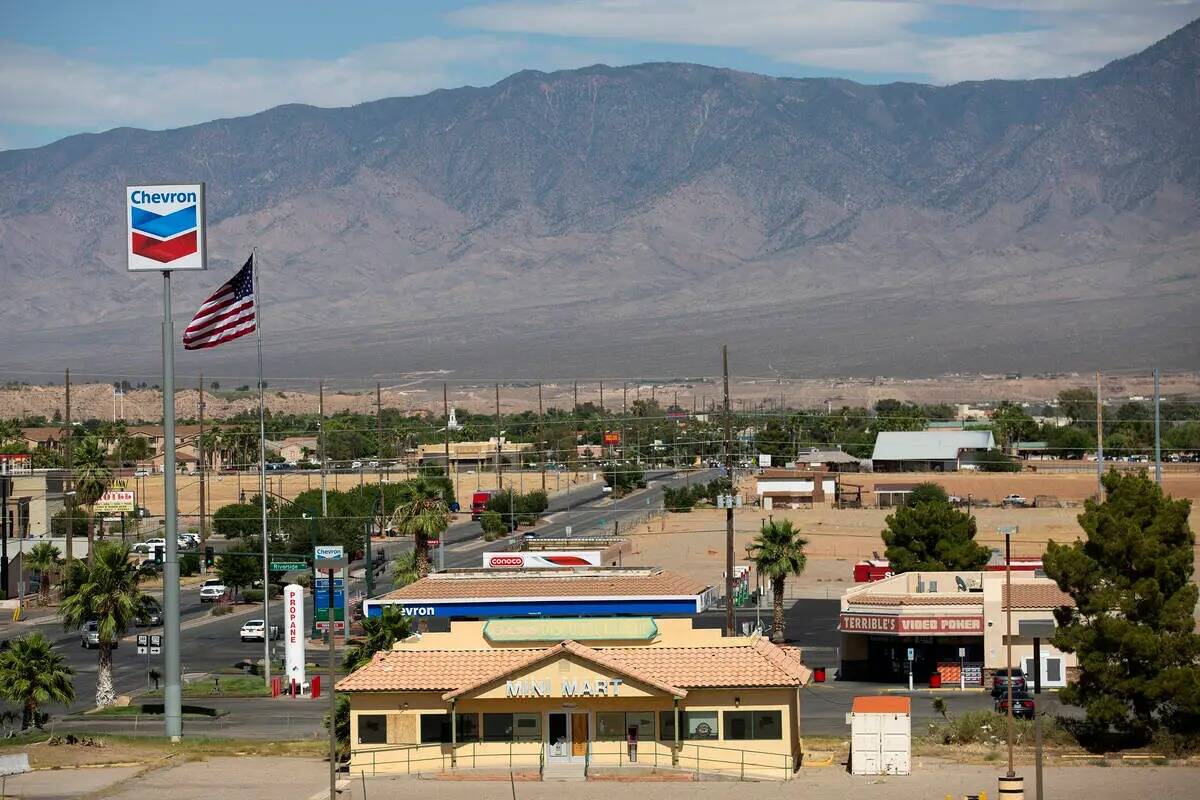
[252,249,272,690]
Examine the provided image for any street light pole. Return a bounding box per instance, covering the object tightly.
[998,524,1022,798]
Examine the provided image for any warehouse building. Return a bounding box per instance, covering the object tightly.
[870,430,996,472]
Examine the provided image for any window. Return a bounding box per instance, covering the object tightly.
[514,713,542,741]
[658,710,718,741]
[456,713,480,742]
[598,712,657,741]
[597,712,626,741]
[420,713,449,744]
[627,711,655,740]
[357,714,387,744]
[722,711,782,740]
[420,713,479,743]
[483,714,514,742]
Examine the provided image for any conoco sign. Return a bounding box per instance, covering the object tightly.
[840,613,984,636]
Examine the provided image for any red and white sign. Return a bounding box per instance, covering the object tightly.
[0,454,31,475]
[284,584,306,687]
[840,613,984,636]
[483,551,603,569]
[853,559,894,583]
[603,432,621,445]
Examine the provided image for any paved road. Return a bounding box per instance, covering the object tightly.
[6,469,713,723]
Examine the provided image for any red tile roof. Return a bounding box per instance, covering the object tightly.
[847,594,983,607]
[1003,584,1074,609]
[337,639,811,694]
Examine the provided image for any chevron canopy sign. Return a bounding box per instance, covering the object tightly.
[126,183,207,271]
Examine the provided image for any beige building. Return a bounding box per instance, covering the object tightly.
[277,437,318,463]
[417,440,533,469]
[839,569,1076,687]
[3,469,68,538]
[337,616,811,780]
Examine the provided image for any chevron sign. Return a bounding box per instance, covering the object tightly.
[126,183,207,271]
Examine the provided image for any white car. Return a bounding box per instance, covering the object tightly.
[199,582,227,603]
[239,619,279,642]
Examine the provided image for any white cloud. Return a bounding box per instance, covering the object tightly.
[451,0,1200,82]
[0,36,534,135]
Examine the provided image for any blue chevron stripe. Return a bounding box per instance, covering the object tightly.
[131,205,196,239]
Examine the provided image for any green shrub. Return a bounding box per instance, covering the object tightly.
[211,604,233,617]
[243,589,265,604]
[180,553,200,576]
[479,510,507,537]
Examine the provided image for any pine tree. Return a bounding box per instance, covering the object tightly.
[1044,471,1200,743]
[881,483,990,573]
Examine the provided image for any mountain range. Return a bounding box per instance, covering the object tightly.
[2,19,1199,382]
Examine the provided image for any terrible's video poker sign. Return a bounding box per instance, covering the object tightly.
[126,183,207,271]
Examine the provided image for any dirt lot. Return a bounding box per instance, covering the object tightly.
[624,505,1200,602]
[839,470,1200,504]
[131,469,593,521]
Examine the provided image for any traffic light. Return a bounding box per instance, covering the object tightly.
[154,545,164,564]
[204,546,215,568]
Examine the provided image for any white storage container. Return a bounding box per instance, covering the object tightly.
[848,696,911,776]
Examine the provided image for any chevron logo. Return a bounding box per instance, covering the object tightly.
[130,204,198,263]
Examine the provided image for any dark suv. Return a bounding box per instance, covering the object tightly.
[996,689,1036,719]
[992,667,1027,697]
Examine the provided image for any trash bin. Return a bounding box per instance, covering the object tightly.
[814,667,826,683]
[929,672,942,689]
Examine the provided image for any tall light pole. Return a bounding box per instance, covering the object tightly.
[998,524,1022,799]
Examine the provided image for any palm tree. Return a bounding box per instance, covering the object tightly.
[59,541,156,708]
[72,436,113,566]
[388,479,448,577]
[746,520,808,643]
[0,632,76,730]
[26,541,62,605]
[343,607,412,672]
[392,550,419,589]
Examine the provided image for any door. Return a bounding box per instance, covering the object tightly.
[548,713,569,760]
[570,713,589,758]
[1022,656,1066,689]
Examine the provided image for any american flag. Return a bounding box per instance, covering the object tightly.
[182,256,257,350]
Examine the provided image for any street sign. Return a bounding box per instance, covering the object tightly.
[138,646,148,655]
[758,454,771,467]
[137,633,148,655]
[958,647,966,658]
[906,647,915,661]
[270,561,307,571]
[314,545,344,560]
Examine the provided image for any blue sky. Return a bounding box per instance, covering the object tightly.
[1,1,1197,151]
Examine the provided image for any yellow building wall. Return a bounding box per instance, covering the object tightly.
[348,686,799,780]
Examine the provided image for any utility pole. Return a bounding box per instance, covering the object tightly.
[573,381,578,413]
[64,368,73,564]
[319,380,327,516]
[1154,368,1162,486]
[198,373,206,555]
[494,384,502,491]
[723,346,735,638]
[622,383,628,473]
[1096,371,1104,500]
[375,383,384,546]
[538,383,546,494]
[599,381,604,414]
[443,383,453,500]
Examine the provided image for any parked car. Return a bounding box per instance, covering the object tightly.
[80,620,120,649]
[1001,494,1029,508]
[239,619,280,642]
[136,608,163,627]
[995,689,1036,719]
[992,667,1027,697]
[134,469,150,478]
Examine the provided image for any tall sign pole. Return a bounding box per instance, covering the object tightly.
[198,372,206,556]
[1095,370,1104,500]
[127,182,207,742]
[1154,368,1162,486]
[722,345,735,637]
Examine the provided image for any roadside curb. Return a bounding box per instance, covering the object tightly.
[884,687,987,694]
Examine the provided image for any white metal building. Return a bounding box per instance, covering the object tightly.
[870,430,996,472]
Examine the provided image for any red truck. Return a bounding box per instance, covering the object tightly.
[471,489,500,520]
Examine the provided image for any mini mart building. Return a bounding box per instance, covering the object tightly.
[336,616,811,780]
[838,570,1077,687]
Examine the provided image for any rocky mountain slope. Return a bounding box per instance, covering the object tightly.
[1,20,1198,379]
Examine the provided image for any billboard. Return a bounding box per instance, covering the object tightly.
[283,584,306,687]
[483,551,603,569]
[603,432,621,445]
[93,490,136,513]
[126,183,207,271]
